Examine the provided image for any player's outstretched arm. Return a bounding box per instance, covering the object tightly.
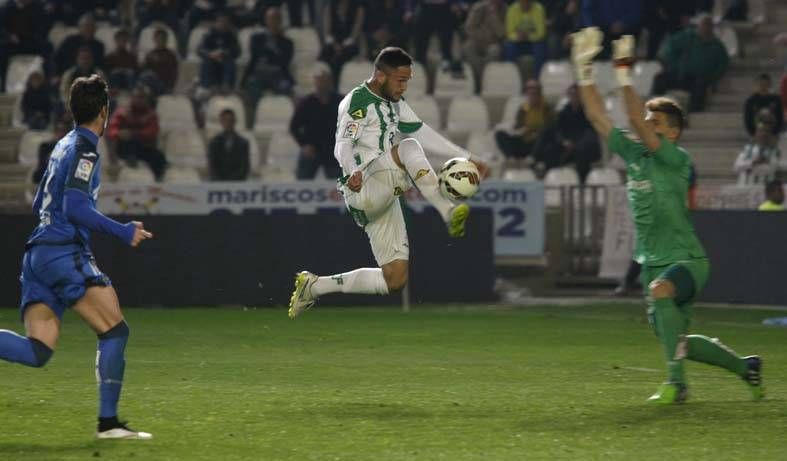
[572,27,614,138]
[614,35,661,152]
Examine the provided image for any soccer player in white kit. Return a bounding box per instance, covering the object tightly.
[288,47,487,318]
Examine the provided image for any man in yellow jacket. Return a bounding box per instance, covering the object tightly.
[504,0,547,78]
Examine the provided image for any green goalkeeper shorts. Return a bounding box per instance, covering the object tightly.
[641,258,710,307]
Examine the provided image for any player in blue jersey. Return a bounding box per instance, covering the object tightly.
[0,75,154,439]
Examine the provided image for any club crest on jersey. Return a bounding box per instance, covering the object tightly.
[350,108,365,120]
[414,169,429,181]
[343,122,359,138]
[75,158,94,181]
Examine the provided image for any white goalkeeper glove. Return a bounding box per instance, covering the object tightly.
[612,35,635,87]
[571,27,603,86]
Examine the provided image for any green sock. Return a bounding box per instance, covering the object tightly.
[651,298,686,384]
[686,334,747,376]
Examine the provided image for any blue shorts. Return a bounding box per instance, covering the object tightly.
[19,244,111,321]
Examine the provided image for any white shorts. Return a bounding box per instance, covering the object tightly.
[342,152,412,266]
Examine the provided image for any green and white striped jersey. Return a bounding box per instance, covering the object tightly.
[335,83,424,175]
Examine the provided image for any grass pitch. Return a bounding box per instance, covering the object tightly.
[0,304,785,460]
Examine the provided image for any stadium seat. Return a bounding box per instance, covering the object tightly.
[481,62,522,97]
[539,61,573,99]
[244,131,262,173]
[254,95,295,135]
[445,96,489,134]
[502,168,537,182]
[408,62,428,97]
[156,95,198,133]
[164,166,202,184]
[632,61,662,97]
[715,25,739,58]
[500,96,527,126]
[186,25,211,60]
[586,167,622,186]
[405,96,441,129]
[265,131,300,175]
[466,132,504,178]
[205,94,247,133]
[116,165,157,184]
[750,0,766,24]
[237,26,264,64]
[5,55,45,94]
[544,166,579,207]
[164,129,207,168]
[48,23,78,50]
[339,61,373,95]
[17,130,52,166]
[593,61,616,95]
[286,27,320,64]
[95,25,118,54]
[137,22,179,60]
[434,63,475,97]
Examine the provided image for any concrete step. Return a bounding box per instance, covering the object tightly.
[688,113,743,129]
[681,128,748,144]
[0,163,29,180]
[0,182,29,211]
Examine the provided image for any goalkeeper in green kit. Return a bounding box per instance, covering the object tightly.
[571,27,763,404]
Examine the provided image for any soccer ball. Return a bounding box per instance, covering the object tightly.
[438,158,480,200]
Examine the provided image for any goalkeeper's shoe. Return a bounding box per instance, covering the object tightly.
[742,355,764,400]
[288,271,317,319]
[647,382,688,405]
[447,203,470,238]
[96,417,152,440]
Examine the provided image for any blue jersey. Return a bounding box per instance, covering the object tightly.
[27,127,103,248]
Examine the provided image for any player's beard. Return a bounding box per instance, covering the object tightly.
[381,80,400,102]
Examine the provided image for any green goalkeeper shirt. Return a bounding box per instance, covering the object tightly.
[607,128,707,266]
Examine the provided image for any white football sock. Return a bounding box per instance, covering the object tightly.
[397,138,454,222]
[311,268,389,296]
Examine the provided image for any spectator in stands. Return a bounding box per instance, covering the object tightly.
[54,13,105,75]
[722,0,748,21]
[319,0,365,80]
[143,27,179,93]
[21,71,53,130]
[104,29,139,91]
[533,84,600,182]
[198,11,241,91]
[135,0,182,35]
[0,0,51,88]
[107,86,168,180]
[641,1,696,60]
[545,0,581,60]
[734,123,781,185]
[60,47,106,103]
[744,74,784,137]
[759,179,785,211]
[504,0,547,79]
[495,79,555,164]
[365,0,407,60]
[290,65,342,179]
[208,109,251,181]
[462,0,507,83]
[186,0,227,33]
[242,6,294,105]
[581,0,642,60]
[407,0,466,73]
[248,0,316,28]
[32,117,70,184]
[652,14,729,112]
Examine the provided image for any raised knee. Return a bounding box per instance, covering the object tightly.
[649,279,675,299]
[384,270,408,292]
[98,320,130,340]
[29,337,53,368]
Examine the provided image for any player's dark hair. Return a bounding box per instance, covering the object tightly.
[69,74,108,125]
[646,97,685,133]
[374,47,413,73]
[765,179,783,195]
[220,108,235,118]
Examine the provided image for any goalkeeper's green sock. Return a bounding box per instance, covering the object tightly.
[651,298,686,384]
[686,334,747,376]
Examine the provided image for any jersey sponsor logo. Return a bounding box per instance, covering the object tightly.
[414,169,429,181]
[393,186,403,196]
[75,158,95,181]
[350,108,365,120]
[627,179,652,191]
[83,152,98,158]
[343,121,360,138]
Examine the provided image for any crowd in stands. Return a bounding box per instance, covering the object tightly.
[0,0,770,185]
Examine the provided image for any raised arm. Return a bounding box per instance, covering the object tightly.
[614,35,661,152]
[571,27,613,137]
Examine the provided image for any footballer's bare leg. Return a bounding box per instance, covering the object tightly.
[0,304,59,368]
[392,140,469,237]
[73,286,152,440]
